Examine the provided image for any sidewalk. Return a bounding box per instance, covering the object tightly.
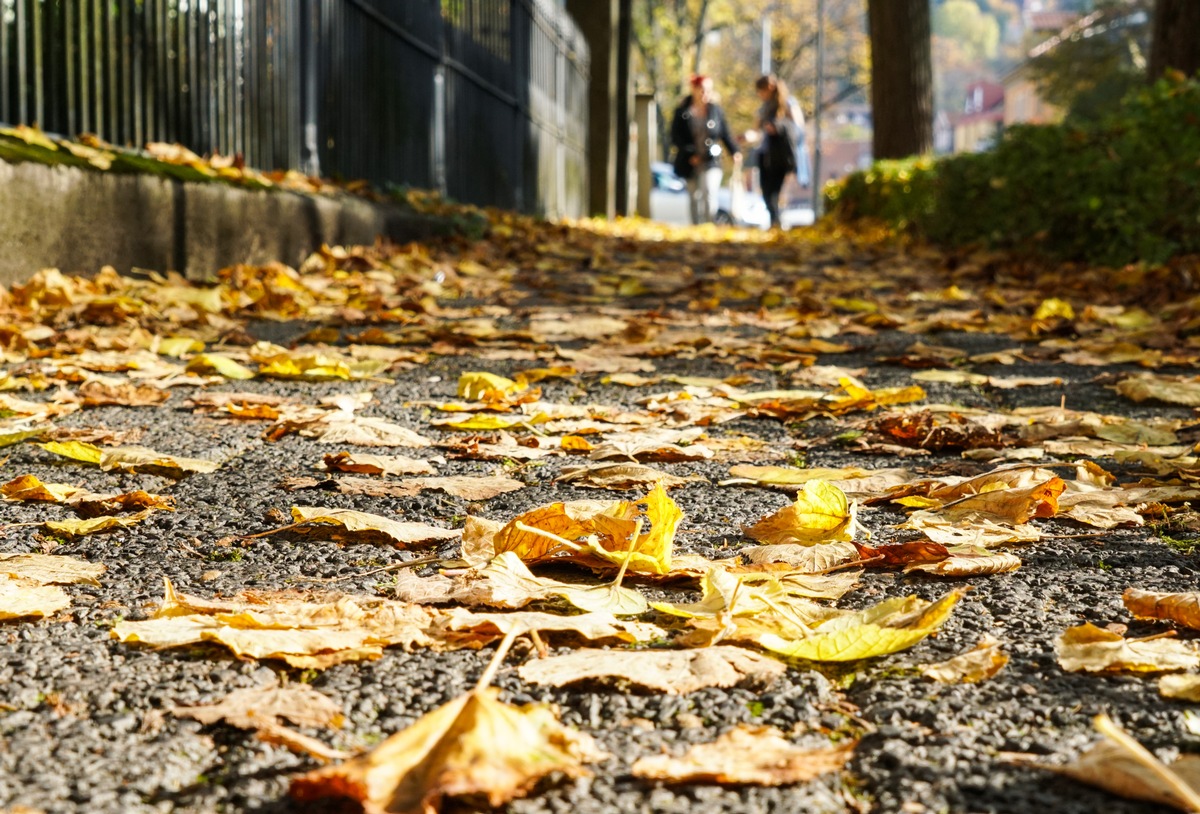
[0,214,1192,814]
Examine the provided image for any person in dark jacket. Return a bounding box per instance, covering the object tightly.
[670,75,740,225]
[754,73,803,230]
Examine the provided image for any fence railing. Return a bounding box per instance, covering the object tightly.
[0,0,589,218]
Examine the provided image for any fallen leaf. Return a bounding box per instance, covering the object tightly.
[290,688,606,812]
[739,542,860,573]
[289,506,460,547]
[76,380,171,407]
[1117,374,1200,407]
[0,553,105,586]
[1159,674,1200,702]
[743,480,857,545]
[1,474,85,503]
[1044,714,1200,812]
[173,678,350,762]
[631,724,853,786]
[555,462,707,490]
[0,576,71,620]
[100,446,219,477]
[436,551,649,615]
[756,590,964,662]
[922,635,1008,683]
[44,510,153,538]
[1055,623,1199,673]
[1124,588,1200,630]
[903,547,1021,577]
[518,646,786,694]
[320,451,438,476]
[113,578,441,668]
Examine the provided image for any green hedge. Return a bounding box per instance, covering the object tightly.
[825,74,1200,266]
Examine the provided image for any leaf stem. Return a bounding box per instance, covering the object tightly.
[475,625,521,692]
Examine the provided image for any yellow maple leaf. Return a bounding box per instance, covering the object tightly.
[744,480,857,545]
[757,590,964,662]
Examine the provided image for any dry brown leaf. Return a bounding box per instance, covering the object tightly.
[1045,714,1200,812]
[921,635,1008,683]
[112,579,442,668]
[289,506,460,547]
[321,451,438,476]
[1055,622,1199,673]
[937,477,1064,524]
[290,688,606,813]
[173,678,350,762]
[631,724,853,786]
[555,462,707,490]
[1117,374,1200,407]
[1125,588,1200,630]
[903,546,1021,577]
[739,542,860,573]
[517,646,786,694]
[76,381,171,407]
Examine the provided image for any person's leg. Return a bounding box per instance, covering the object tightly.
[761,170,784,229]
[702,166,723,223]
[687,176,703,225]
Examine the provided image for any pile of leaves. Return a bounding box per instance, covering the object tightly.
[5,199,1200,811]
[826,71,1200,266]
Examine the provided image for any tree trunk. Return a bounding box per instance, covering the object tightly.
[1149,0,1200,81]
[867,0,933,160]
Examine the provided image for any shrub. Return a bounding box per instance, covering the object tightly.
[826,73,1200,266]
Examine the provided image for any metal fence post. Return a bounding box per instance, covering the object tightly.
[432,64,447,198]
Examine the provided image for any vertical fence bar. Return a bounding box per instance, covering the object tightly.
[15,0,25,122]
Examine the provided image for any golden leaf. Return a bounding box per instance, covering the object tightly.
[744,480,856,545]
[1124,588,1200,630]
[1,474,85,503]
[757,590,963,662]
[1055,622,1199,673]
[457,371,522,401]
[97,446,219,478]
[44,510,152,538]
[113,578,441,668]
[555,462,707,490]
[631,724,853,786]
[185,353,256,380]
[449,552,649,615]
[39,440,102,466]
[290,688,606,813]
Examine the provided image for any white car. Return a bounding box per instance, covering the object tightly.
[648,162,813,229]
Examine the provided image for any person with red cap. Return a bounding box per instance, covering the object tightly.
[669,75,741,225]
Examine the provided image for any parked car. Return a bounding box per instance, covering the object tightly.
[648,161,813,230]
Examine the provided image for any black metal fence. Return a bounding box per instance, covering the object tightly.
[0,0,589,218]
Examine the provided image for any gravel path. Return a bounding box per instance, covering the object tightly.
[0,223,1195,814]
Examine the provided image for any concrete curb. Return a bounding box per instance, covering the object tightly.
[0,158,456,286]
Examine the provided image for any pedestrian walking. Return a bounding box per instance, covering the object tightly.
[754,74,804,230]
[670,75,741,225]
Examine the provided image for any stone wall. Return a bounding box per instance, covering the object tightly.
[0,159,449,286]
